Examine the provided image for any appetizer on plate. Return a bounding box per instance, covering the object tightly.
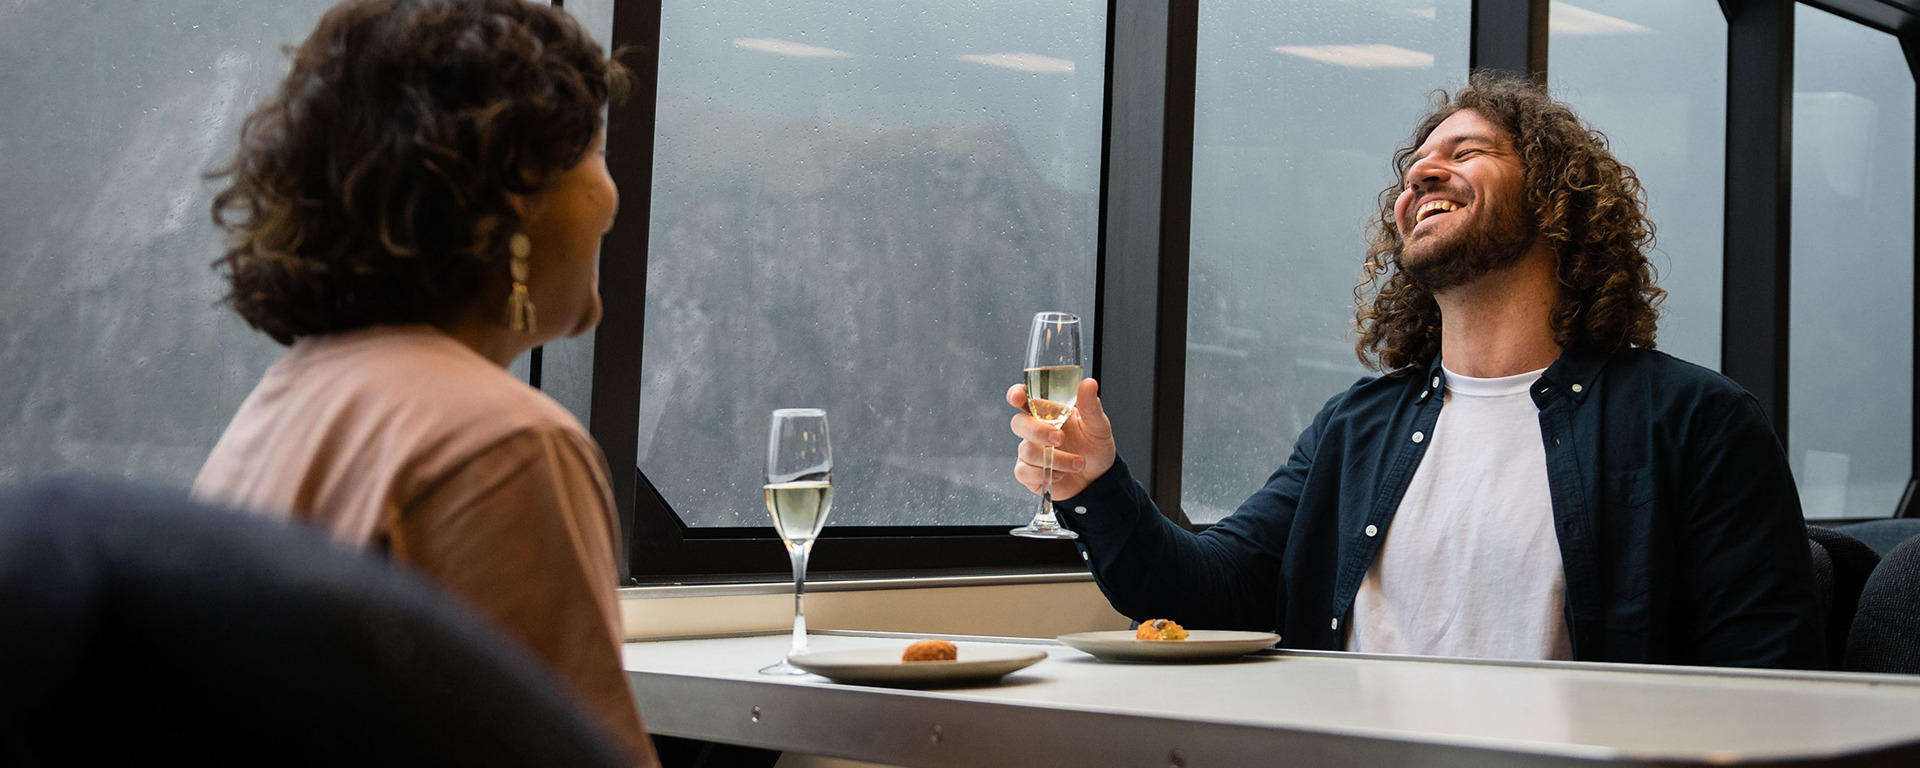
[1135,618,1189,641]
[902,639,958,661]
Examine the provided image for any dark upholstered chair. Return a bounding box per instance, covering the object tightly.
[1806,525,1881,670]
[0,480,628,767]
[1834,518,1920,558]
[1847,535,1920,674]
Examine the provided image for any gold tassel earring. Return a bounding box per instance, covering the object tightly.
[505,232,536,333]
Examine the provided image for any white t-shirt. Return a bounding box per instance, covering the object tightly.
[1345,365,1573,660]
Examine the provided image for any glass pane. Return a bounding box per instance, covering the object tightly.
[1789,5,1914,519]
[0,3,328,490]
[640,1,1104,527]
[1182,0,1470,523]
[1549,0,1724,370]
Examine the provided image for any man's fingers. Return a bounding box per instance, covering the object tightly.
[1012,460,1079,494]
[1006,383,1028,410]
[1012,460,1042,493]
[1017,441,1086,473]
[1009,411,1063,445]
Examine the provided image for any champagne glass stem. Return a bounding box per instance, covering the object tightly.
[788,543,811,658]
[1037,444,1055,522]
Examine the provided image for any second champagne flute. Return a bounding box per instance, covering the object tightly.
[760,408,833,675]
[1013,311,1082,540]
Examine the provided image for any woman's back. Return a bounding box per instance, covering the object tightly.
[194,324,652,765]
[195,325,595,540]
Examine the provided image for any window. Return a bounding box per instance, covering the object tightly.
[1549,0,1725,370]
[0,2,330,490]
[1182,0,1470,523]
[613,0,1106,576]
[1788,4,1914,519]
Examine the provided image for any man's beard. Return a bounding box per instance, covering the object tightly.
[1397,192,1537,291]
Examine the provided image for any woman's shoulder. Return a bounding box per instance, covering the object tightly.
[290,326,589,444]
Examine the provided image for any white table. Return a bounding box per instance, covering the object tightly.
[624,631,1920,767]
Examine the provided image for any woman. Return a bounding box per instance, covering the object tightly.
[192,1,656,764]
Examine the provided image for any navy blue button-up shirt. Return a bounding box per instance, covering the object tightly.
[1060,347,1824,668]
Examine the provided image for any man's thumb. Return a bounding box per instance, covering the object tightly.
[1077,378,1110,432]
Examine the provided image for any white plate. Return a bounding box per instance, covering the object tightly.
[1056,630,1281,662]
[787,645,1049,687]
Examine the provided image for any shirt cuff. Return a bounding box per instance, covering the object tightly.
[1053,456,1152,536]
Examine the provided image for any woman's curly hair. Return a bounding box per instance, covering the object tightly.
[1354,73,1665,371]
[210,0,621,345]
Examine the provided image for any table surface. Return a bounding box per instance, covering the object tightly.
[624,631,1920,768]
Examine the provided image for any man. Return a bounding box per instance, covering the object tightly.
[1009,75,1822,668]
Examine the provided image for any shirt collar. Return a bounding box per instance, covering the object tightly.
[1418,347,1610,406]
[1537,347,1608,405]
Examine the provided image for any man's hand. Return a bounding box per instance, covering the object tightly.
[1008,377,1116,500]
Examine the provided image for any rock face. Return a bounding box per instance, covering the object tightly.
[638,91,1098,528]
[0,2,322,488]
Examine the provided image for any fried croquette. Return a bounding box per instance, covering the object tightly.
[902,639,958,661]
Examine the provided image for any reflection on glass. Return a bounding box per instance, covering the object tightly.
[641,1,1104,527]
[1182,0,1469,523]
[1789,6,1914,519]
[0,3,329,488]
[1549,0,1725,370]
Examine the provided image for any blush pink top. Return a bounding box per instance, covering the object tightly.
[193,325,657,766]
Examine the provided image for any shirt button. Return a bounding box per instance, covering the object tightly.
[1331,618,1340,630]
[1072,506,1088,515]
[1365,524,1378,537]
[1081,550,1090,561]
[1430,376,1440,388]
[1571,383,1584,393]
[1420,389,1429,399]
[1411,431,1424,443]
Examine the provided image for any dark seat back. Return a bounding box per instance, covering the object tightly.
[1834,518,1920,558]
[1806,525,1881,670]
[1847,535,1920,674]
[0,480,628,767]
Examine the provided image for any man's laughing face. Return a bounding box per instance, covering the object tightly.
[1391,109,1539,291]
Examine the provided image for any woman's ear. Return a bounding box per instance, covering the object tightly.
[504,191,530,218]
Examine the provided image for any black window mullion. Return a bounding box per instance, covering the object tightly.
[1099,0,1197,526]
[1720,0,1794,443]
[1471,0,1548,82]
[1901,30,1920,518]
[595,0,665,583]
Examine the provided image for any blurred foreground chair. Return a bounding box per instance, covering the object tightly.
[1834,518,1920,558]
[0,480,628,767]
[1806,525,1881,670]
[1847,535,1920,674]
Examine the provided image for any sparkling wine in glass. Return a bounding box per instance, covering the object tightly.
[1013,311,1082,540]
[760,408,833,675]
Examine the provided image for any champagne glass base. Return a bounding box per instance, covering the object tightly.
[759,658,812,676]
[1010,522,1079,540]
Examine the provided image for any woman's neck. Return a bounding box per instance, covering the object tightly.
[437,305,535,368]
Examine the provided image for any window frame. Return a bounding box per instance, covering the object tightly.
[560,0,1920,584]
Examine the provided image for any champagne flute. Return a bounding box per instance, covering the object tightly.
[760,408,834,675]
[1012,311,1082,540]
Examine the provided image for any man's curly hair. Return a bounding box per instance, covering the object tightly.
[1354,73,1665,371]
[209,0,621,345]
